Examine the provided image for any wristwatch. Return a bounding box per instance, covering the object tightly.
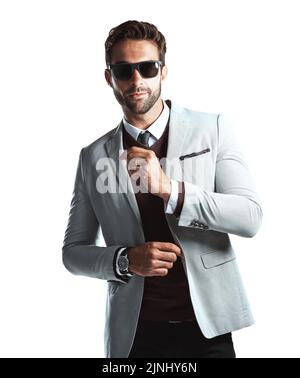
[117,248,132,275]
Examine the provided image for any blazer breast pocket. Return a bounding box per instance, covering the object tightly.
[178,148,211,185]
[179,148,210,160]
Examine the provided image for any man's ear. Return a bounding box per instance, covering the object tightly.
[161,65,168,81]
[105,69,113,87]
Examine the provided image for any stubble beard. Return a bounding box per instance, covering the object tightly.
[114,83,161,115]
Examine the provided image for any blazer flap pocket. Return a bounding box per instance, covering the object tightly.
[201,250,236,269]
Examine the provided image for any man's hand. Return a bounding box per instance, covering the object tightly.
[127,241,182,277]
[120,146,171,202]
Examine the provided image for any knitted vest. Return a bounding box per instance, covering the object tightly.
[122,121,196,321]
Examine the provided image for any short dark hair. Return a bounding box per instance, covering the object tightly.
[104,20,167,67]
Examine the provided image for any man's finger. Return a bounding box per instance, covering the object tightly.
[154,242,182,255]
[155,251,178,262]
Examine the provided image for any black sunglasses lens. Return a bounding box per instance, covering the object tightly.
[139,62,160,78]
[112,64,132,81]
[111,61,160,80]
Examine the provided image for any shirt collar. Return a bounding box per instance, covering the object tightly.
[122,100,170,141]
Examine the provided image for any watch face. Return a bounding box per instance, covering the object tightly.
[118,256,128,272]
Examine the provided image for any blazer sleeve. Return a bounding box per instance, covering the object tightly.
[177,114,263,237]
[62,148,130,283]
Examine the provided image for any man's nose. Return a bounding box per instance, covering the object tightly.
[130,68,143,85]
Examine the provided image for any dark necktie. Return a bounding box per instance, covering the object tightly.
[137,130,151,147]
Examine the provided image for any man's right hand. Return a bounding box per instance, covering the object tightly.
[127,241,182,277]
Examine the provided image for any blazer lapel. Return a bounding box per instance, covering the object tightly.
[164,100,189,179]
[104,121,143,230]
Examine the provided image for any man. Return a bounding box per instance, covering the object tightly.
[62,20,263,358]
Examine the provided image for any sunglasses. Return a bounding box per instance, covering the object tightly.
[108,60,163,81]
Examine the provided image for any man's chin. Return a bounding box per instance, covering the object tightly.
[125,100,151,114]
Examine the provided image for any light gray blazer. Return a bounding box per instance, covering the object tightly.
[62,100,263,358]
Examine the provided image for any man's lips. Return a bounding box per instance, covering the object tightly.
[127,92,148,98]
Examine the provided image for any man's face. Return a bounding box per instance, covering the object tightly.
[105,39,167,114]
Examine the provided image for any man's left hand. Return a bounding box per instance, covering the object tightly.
[120,146,171,202]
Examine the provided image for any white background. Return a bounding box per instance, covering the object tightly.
[0,0,299,358]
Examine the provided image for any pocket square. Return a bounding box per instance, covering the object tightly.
[179,148,210,160]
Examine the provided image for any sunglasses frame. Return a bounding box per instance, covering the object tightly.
[108,60,163,81]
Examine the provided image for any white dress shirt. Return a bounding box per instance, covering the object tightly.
[116,100,180,276]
